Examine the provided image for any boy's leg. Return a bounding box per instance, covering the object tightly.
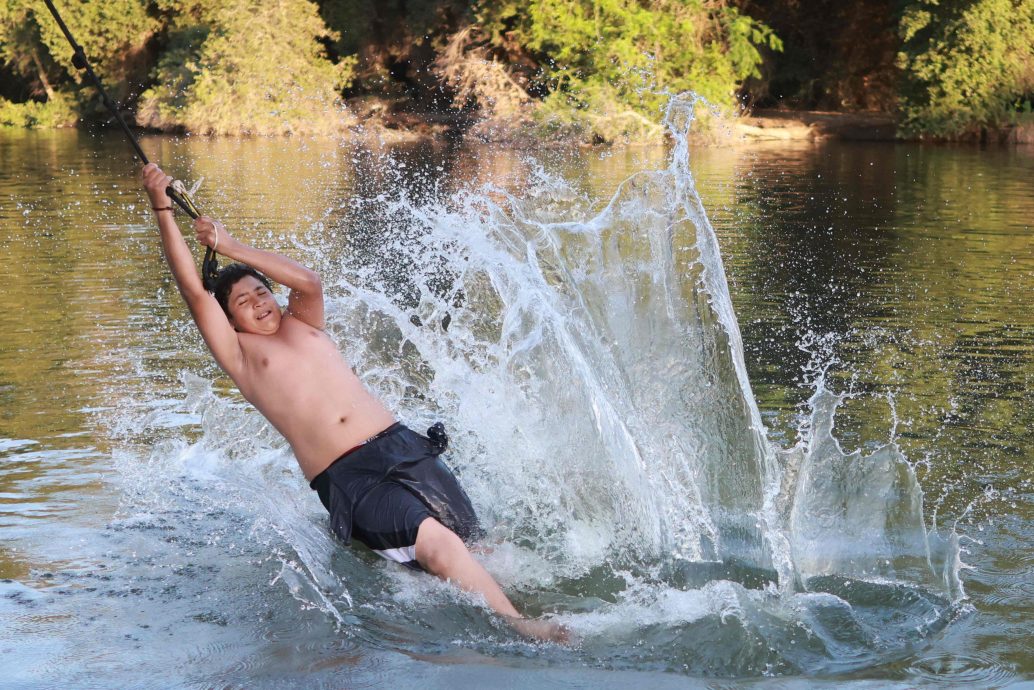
[414,517,569,643]
[414,517,522,618]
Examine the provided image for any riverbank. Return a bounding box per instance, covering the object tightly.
[324,104,1034,147]
[325,100,1034,146]
[735,109,1034,144]
[7,99,1033,147]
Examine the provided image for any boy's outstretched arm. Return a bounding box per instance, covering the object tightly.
[192,218,324,331]
[143,164,207,299]
[142,163,244,377]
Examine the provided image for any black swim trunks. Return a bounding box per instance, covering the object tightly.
[310,423,483,570]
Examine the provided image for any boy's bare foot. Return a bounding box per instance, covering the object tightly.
[508,616,573,645]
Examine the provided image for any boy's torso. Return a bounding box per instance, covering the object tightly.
[231,312,396,480]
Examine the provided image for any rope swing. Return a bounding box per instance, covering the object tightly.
[42,0,220,291]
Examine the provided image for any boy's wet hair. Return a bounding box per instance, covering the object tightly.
[212,263,273,316]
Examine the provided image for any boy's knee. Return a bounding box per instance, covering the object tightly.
[415,518,467,574]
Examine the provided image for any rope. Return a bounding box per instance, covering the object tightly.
[42,0,220,291]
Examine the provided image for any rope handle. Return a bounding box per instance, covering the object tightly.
[168,178,220,290]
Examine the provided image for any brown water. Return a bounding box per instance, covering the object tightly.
[1,126,1032,687]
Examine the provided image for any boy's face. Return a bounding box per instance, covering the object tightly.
[227,275,281,334]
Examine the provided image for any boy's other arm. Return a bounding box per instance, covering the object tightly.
[142,164,245,378]
[194,217,325,330]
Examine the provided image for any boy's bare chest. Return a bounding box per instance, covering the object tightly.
[238,324,344,386]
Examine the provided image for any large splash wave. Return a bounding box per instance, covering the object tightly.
[116,93,965,676]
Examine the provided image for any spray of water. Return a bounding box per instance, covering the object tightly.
[114,92,965,675]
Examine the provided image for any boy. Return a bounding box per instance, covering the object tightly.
[142,163,564,642]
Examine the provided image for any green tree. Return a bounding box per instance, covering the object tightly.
[897,0,1034,137]
[1,0,153,127]
[476,0,781,141]
[136,0,354,135]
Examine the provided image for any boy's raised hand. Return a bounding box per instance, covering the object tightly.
[141,163,172,207]
[193,216,232,254]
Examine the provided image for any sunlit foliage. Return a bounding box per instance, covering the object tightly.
[476,0,781,141]
[2,0,1032,138]
[897,0,1034,137]
[0,0,153,127]
[137,0,354,135]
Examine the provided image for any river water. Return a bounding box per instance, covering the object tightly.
[2,99,1033,688]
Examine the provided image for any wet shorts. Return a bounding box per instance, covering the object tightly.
[310,423,483,570]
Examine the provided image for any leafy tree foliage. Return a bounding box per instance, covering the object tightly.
[477,0,781,141]
[32,0,157,85]
[317,0,468,110]
[2,0,1031,138]
[137,0,354,135]
[0,0,153,127]
[0,91,74,127]
[897,0,1034,137]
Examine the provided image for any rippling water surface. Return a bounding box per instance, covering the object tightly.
[1,106,1033,688]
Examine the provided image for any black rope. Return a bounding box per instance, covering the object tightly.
[42,0,220,291]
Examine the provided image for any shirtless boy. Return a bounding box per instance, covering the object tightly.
[142,163,564,642]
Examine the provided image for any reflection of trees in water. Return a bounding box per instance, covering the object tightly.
[0,130,137,442]
[707,141,1034,512]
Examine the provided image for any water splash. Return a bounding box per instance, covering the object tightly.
[112,92,964,675]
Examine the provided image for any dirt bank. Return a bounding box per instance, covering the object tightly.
[735,110,897,141]
[735,109,1034,144]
